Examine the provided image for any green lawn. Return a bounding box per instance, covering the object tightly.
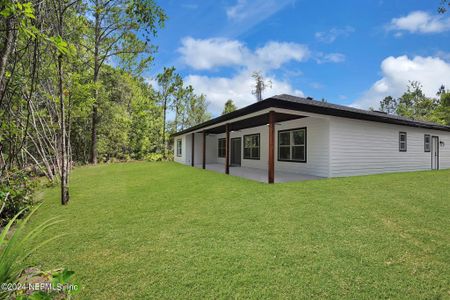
[27,162,450,299]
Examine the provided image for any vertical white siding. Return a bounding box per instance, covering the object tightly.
[329,117,450,177]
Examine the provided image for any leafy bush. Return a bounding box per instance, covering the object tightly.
[165,152,174,161]
[15,267,78,299]
[0,169,36,226]
[0,205,64,299]
[103,155,131,163]
[145,153,164,162]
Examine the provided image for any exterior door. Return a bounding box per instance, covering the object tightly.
[230,138,241,166]
[431,136,439,170]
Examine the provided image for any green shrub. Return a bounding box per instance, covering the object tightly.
[0,169,36,226]
[15,267,79,299]
[145,153,164,162]
[0,206,77,299]
[0,205,64,299]
[165,152,174,161]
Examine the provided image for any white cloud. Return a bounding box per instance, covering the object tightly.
[315,52,346,64]
[254,41,309,69]
[178,37,247,70]
[315,26,355,43]
[178,37,309,71]
[352,55,450,109]
[177,36,346,115]
[225,0,295,36]
[144,77,158,89]
[435,50,450,61]
[226,0,251,20]
[226,0,292,21]
[185,70,304,115]
[387,11,450,34]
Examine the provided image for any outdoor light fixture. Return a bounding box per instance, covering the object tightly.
[440,141,445,147]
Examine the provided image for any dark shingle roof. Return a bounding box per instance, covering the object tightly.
[172,94,450,136]
[274,94,448,129]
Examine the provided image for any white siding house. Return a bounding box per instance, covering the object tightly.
[329,117,450,177]
[173,94,450,183]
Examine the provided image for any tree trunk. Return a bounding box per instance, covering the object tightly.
[58,53,69,205]
[90,73,98,164]
[0,16,16,102]
[57,4,69,205]
[90,1,100,164]
[162,97,167,157]
[174,105,178,133]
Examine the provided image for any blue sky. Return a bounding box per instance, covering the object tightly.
[149,0,450,116]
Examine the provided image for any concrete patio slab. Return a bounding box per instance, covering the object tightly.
[195,163,323,183]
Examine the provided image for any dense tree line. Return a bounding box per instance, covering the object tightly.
[0,0,210,212]
[156,66,210,156]
[377,81,450,125]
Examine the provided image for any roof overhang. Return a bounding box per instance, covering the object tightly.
[171,95,450,137]
[204,112,305,134]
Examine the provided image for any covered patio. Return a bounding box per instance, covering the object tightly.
[187,110,310,183]
[195,163,323,183]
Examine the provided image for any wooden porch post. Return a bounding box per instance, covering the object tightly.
[225,124,230,174]
[268,111,275,183]
[202,131,206,169]
[191,132,195,167]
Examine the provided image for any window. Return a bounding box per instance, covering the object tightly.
[243,134,260,160]
[176,139,182,157]
[399,132,407,152]
[424,134,431,152]
[218,138,226,158]
[278,128,306,162]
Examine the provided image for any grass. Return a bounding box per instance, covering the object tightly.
[26,162,450,299]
